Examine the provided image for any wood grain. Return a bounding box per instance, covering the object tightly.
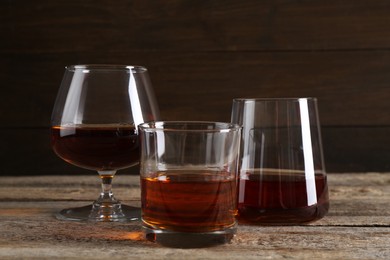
[2,0,390,52]
[2,1,390,173]
[2,127,390,175]
[2,51,390,127]
[0,173,389,259]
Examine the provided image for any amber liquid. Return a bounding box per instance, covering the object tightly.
[238,169,329,224]
[51,124,139,171]
[141,170,237,233]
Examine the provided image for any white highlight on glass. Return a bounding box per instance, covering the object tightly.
[299,98,318,206]
[128,68,144,131]
[61,69,87,124]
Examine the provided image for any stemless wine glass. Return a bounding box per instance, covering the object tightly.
[231,98,329,225]
[51,64,160,222]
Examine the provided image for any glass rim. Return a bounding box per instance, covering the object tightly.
[65,64,148,73]
[233,97,317,103]
[138,121,242,133]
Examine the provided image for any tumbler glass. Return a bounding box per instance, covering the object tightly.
[138,121,241,247]
[231,98,329,225]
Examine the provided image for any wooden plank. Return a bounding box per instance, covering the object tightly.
[0,220,388,259]
[2,173,389,192]
[2,127,390,176]
[2,1,390,174]
[0,174,389,259]
[0,226,388,259]
[2,0,390,52]
[0,128,140,176]
[2,51,390,127]
[0,173,389,226]
[322,127,390,172]
[1,200,388,229]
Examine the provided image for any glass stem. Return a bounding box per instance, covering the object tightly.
[88,170,126,221]
[98,170,118,204]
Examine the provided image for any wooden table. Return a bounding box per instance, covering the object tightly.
[0,173,389,259]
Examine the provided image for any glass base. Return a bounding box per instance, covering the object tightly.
[56,204,140,222]
[143,225,236,248]
[237,201,329,225]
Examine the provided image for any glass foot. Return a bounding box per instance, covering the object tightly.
[143,225,236,248]
[55,204,140,222]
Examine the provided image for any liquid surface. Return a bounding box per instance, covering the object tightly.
[51,124,139,171]
[141,170,237,232]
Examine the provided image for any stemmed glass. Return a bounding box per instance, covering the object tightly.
[50,65,160,222]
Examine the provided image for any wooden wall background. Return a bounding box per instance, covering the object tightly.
[1,0,390,175]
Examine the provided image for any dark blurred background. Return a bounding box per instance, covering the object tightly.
[1,0,390,175]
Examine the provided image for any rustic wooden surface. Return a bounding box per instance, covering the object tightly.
[2,1,390,174]
[0,173,389,259]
